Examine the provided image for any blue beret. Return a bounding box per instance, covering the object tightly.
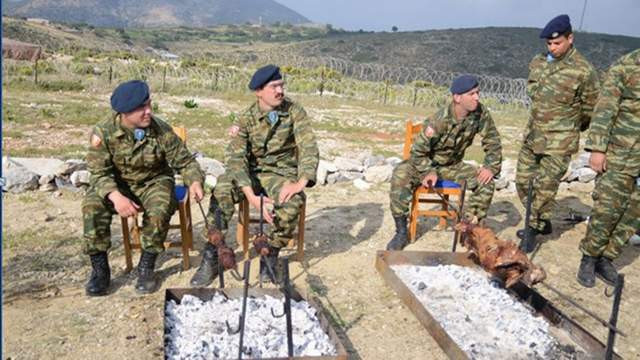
[248,65,282,90]
[450,75,479,95]
[540,14,572,39]
[110,80,150,113]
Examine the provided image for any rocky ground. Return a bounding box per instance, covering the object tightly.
[2,92,639,359]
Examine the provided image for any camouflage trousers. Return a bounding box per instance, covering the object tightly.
[515,144,571,231]
[82,178,177,255]
[580,171,640,260]
[389,160,495,220]
[206,172,305,248]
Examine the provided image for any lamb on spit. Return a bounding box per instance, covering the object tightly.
[207,227,236,270]
[455,221,547,288]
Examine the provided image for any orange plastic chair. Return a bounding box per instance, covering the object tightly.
[403,120,464,242]
[120,126,194,272]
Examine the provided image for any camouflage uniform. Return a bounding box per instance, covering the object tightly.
[82,115,204,255]
[516,47,600,231]
[580,49,640,260]
[390,102,502,220]
[207,98,319,248]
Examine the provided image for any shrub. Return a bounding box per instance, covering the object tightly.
[183,99,198,109]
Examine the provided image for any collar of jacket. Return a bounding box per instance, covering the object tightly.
[252,98,290,123]
[112,115,160,139]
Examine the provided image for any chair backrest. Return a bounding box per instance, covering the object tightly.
[403,120,423,160]
[172,126,187,143]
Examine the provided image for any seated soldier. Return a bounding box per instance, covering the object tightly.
[82,80,204,296]
[387,75,503,250]
[190,65,319,286]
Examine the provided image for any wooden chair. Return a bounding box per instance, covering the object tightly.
[236,195,306,262]
[403,120,464,243]
[121,126,194,272]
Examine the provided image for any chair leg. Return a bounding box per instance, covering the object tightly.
[121,217,133,273]
[409,193,419,243]
[438,195,449,229]
[296,200,306,262]
[177,203,190,271]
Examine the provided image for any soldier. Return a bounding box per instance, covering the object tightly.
[82,80,204,296]
[576,49,640,288]
[387,75,503,250]
[515,14,600,252]
[190,65,319,286]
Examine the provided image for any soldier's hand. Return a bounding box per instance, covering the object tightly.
[279,180,305,204]
[476,167,494,185]
[189,181,204,202]
[248,193,274,225]
[422,173,438,188]
[108,191,140,218]
[589,152,607,173]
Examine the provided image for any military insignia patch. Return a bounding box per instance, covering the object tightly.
[90,133,102,148]
[424,125,436,138]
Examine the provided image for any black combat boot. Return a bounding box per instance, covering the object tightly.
[576,255,598,288]
[259,246,281,284]
[190,242,220,287]
[386,216,409,251]
[135,251,158,294]
[595,257,618,286]
[517,227,538,253]
[85,251,111,296]
[540,219,553,235]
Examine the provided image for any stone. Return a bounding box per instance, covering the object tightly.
[39,182,57,192]
[333,156,364,172]
[362,154,385,169]
[576,167,597,183]
[204,175,217,191]
[39,174,56,185]
[10,157,64,177]
[364,165,393,183]
[316,160,337,185]
[196,157,225,177]
[2,157,39,193]
[353,178,371,190]
[70,170,91,186]
[336,170,363,182]
[56,159,87,176]
[494,177,509,191]
[385,156,402,167]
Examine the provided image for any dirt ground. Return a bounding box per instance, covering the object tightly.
[2,178,640,359]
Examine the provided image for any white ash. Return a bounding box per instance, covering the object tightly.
[165,293,337,359]
[392,264,563,360]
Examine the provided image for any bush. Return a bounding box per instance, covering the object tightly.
[70,62,96,75]
[38,80,85,92]
[183,99,198,109]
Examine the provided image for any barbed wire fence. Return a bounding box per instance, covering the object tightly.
[2,52,529,110]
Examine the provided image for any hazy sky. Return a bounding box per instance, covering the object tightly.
[275,0,640,37]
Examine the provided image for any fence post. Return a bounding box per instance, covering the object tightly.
[162,66,167,92]
[319,67,325,96]
[213,67,219,91]
[383,79,389,105]
[108,65,113,84]
[34,59,38,85]
[412,85,418,107]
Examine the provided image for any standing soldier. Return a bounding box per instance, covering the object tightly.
[387,75,503,250]
[190,65,319,286]
[83,80,204,296]
[576,49,640,288]
[515,14,600,252]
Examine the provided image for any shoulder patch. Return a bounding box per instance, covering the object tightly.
[90,133,102,148]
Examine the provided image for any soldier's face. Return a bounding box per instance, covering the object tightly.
[256,80,285,111]
[455,87,480,112]
[121,99,153,129]
[546,34,573,58]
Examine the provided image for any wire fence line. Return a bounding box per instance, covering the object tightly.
[2,52,529,110]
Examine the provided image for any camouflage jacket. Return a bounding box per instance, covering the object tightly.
[410,102,503,177]
[525,47,600,155]
[86,115,204,199]
[225,98,319,187]
[586,49,640,176]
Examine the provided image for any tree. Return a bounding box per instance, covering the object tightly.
[392,26,398,32]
